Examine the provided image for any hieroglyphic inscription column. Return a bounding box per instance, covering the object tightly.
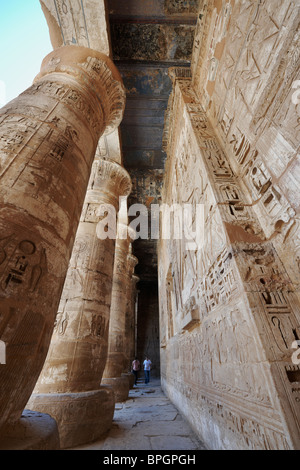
[121,250,139,390]
[0,45,126,441]
[124,253,139,373]
[101,223,136,401]
[28,154,131,448]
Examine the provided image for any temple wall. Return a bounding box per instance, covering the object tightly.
[158,0,300,449]
[191,0,300,294]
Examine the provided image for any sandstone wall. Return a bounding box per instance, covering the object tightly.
[192,0,300,292]
[158,0,300,450]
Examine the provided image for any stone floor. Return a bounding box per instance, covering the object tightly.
[71,378,207,451]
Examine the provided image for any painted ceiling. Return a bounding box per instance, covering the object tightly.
[107,0,199,282]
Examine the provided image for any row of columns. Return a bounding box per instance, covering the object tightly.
[0,45,139,449]
[102,222,138,402]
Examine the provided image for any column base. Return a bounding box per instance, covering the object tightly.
[123,372,135,389]
[0,410,60,450]
[101,375,130,402]
[27,386,115,449]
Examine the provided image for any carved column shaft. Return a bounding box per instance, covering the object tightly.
[0,45,125,434]
[101,222,137,400]
[160,74,300,450]
[33,158,131,395]
[124,255,139,371]
[28,156,131,448]
[103,224,135,379]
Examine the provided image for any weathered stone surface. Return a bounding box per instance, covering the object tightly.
[102,220,137,401]
[27,387,115,449]
[108,0,200,19]
[28,151,131,447]
[40,0,111,55]
[111,23,195,62]
[0,44,125,438]
[0,410,60,450]
[159,0,300,447]
[32,159,131,394]
[101,376,131,404]
[2,0,299,453]
[164,0,200,15]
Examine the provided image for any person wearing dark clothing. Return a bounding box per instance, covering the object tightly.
[132,357,140,385]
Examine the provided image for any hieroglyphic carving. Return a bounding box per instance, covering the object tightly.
[160,56,300,448]
[53,310,69,336]
[0,45,126,435]
[53,0,90,47]
[0,237,47,294]
[41,0,110,55]
[91,313,109,339]
[229,127,258,170]
[237,243,300,357]
[244,158,296,230]
[61,87,103,135]
[80,56,126,135]
[202,248,238,315]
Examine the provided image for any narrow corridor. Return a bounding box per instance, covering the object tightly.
[70,379,207,451]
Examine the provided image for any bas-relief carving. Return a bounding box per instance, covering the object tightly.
[191,2,300,310]
[210,0,297,116]
[0,80,98,230]
[163,332,291,450]
[160,56,300,447]
[193,0,299,223]
[50,0,91,48]
[0,236,47,296]
[40,0,110,55]
[0,45,126,435]
[178,304,271,404]
[236,242,300,358]
[189,391,291,450]
[80,56,126,135]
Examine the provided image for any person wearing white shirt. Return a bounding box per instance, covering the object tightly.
[143,357,152,384]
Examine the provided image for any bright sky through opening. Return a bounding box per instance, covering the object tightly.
[0,0,52,107]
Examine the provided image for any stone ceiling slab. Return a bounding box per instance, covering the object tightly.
[110,23,195,62]
[106,1,199,281]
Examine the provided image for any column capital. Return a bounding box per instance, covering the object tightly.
[35,45,126,136]
[86,159,132,209]
[127,253,139,276]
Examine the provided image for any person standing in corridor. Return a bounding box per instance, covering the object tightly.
[132,357,140,386]
[143,356,152,384]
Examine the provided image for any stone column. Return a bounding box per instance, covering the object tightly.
[124,253,139,375]
[120,250,139,390]
[132,275,140,357]
[101,223,136,401]
[0,45,125,448]
[27,155,131,448]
